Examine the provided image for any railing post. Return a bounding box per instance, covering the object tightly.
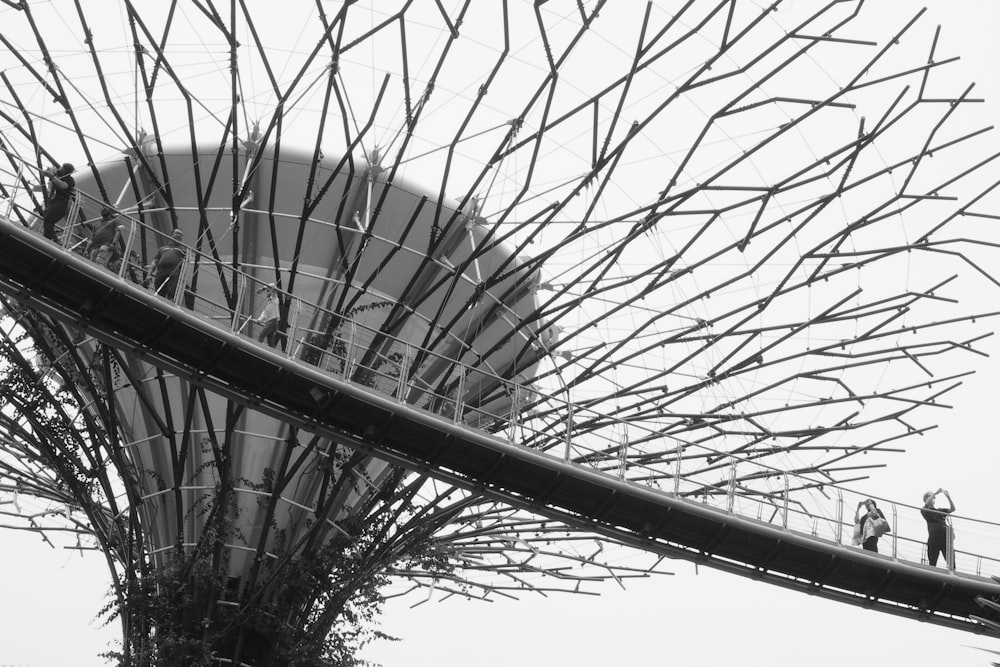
[172,253,189,306]
[782,472,789,529]
[891,503,898,559]
[118,219,137,281]
[835,489,843,545]
[231,273,246,331]
[286,297,300,358]
[60,195,81,249]
[454,369,465,423]
[397,344,411,402]
[344,321,357,377]
[508,383,519,444]
[5,161,23,218]
[947,517,956,572]
[673,443,682,495]
[726,457,736,513]
[618,427,628,480]
[563,398,574,461]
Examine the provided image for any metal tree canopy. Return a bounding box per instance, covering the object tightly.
[2,1,1000,665]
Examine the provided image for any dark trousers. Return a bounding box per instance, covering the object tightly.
[42,201,68,240]
[258,318,279,347]
[154,271,179,299]
[862,536,878,553]
[927,528,953,567]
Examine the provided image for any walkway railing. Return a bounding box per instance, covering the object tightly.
[3,161,1000,585]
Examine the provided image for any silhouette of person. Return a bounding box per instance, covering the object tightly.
[40,163,76,241]
[148,228,186,299]
[921,488,956,568]
[853,499,888,553]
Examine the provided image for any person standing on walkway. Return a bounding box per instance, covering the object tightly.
[256,283,280,347]
[148,228,186,299]
[853,499,889,553]
[921,488,956,568]
[39,163,76,241]
[87,207,124,267]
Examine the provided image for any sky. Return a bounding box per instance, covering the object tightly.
[2,2,1000,666]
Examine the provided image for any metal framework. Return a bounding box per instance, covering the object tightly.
[1,1,1000,665]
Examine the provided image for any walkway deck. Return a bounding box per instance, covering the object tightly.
[1,214,999,634]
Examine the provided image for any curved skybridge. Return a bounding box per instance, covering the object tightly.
[1,193,999,635]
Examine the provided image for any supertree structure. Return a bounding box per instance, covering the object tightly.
[1,1,1000,665]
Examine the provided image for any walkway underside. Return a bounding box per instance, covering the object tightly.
[1,218,998,634]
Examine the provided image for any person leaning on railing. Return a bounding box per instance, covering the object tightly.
[147,228,186,299]
[38,163,75,241]
[921,488,956,568]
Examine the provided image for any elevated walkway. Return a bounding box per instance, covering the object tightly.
[1,208,999,634]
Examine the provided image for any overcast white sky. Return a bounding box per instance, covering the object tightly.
[2,2,1000,666]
